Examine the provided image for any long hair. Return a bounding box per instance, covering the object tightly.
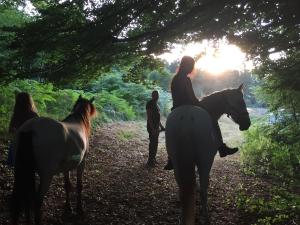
[9,92,38,133]
[177,56,195,76]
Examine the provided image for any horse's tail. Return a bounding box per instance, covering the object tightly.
[11,131,36,223]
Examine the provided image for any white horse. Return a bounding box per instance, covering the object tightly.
[10,95,96,225]
[165,84,251,225]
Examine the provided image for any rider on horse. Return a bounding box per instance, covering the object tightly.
[164,56,238,170]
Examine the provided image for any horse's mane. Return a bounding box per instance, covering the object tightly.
[63,101,96,136]
[201,89,234,101]
[199,89,235,119]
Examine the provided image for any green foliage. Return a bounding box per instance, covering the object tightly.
[95,91,135,123]
[254,55,300,120]
[241,51,300,184]
[242,52,300,183]
[157,90,172,117]
[44,88,81,119]
[256,51,300,93]
[88,71,125,93]
[123,56,165,85]
[241,121,300,182]
[0,6,28,82]
[0,66,172,138]
[148,69,173,92]
[2,0,298,83]
[87,72,171,117]
[236,187,300,225]
[0,79,58,138]
[117,130,135,141]
[113,85,151,117]
[0,79,136,138]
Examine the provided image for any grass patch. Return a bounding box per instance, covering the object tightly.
[117,129,136,141]
[219,115,244,147]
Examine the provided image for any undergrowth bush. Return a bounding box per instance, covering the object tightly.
[241,120,300,184]
[95,91,135,122]
[87,72,171,117]
[0,79,136,138]
[0,75,171,139]
[236,186,300,225]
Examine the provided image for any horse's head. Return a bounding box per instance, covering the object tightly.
[225,84,251,131]
[72,95,97,119]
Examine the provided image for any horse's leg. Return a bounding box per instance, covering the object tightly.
[34,175,52,225]
[63,171,73,214]
[180,180,196,225]
[197,156,214,225]
[76,158,85,216]
[198,169,209,224]
[25,206,33,225]
[173,150,196,225]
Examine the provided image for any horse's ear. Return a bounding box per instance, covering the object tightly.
[238,83,244,91]
[90,97,95,103]
[79,94,82,99]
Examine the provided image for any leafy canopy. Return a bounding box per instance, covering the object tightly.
[1,0,299,83]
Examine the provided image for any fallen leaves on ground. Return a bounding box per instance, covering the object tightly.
[0,121,295,225]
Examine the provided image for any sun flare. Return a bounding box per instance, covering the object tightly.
[195,44,248,75]
[158,40,253,75]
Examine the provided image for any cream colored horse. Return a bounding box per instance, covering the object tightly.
[166,85,251,225]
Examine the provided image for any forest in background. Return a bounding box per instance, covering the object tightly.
[0,1,299,224]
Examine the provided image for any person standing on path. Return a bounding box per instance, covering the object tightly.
[146,90,165,167]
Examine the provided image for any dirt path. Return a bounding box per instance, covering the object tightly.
[0,121,288,225]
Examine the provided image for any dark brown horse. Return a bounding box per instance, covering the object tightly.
[165,84,251,225]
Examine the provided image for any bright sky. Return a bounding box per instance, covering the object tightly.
[158,39,254,75]
[18,0,38,16]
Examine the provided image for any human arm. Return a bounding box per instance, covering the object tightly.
[186,78,200,105]
[159,121,165,131]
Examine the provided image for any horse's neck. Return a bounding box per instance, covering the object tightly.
[63,114,90,138]
[200,93,227,120]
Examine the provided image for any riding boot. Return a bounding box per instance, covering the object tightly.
[164,158,173,170]
[218,143,238,157]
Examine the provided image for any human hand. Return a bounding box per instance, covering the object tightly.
[152,128,160,136]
